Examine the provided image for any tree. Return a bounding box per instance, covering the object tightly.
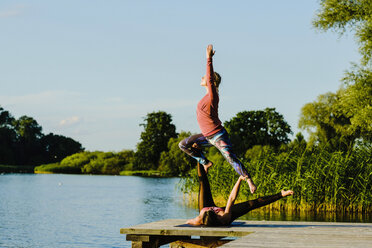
[306,0,372,150]
[0,107,86,166]
[133,111,177,170]
[158,132,195,176]
[13,116,44,165]
[339,66,372,142]
[299,67,372,149]
[0,106,17,164]
[224,108,292,156]
[40,133,84,163]
[313,0,372,65]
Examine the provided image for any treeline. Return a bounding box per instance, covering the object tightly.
[34,108,294,176]
[0,106,83,169]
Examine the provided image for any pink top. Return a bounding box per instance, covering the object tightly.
[202,206,224,214]
[196,58,223,137]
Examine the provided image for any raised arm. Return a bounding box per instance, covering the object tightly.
[206,44,218,100]
[224,176,246,214]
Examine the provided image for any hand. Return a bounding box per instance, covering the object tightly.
[206,44,215,59]
[239,175,248,181]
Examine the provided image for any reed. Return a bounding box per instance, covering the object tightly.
[179,144,372,214]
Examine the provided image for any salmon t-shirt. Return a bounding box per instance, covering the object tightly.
[196,58,223,137]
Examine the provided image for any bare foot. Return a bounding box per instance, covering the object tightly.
[246,178,257,194]
[203,161,213,174]
[281,189,294,197]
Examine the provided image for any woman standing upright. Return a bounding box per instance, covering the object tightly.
[179,44,257,193]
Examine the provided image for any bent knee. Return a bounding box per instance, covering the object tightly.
[178,140,186,150]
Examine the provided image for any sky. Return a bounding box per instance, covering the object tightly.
[0,1,360,152]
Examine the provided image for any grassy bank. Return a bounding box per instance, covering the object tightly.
[119,170,171,177]
[35,162,172,177]
[0,165,35,173]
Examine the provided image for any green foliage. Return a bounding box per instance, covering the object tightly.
[180,143,372,213]
[313,0,372,65]
[339,66,372,141]
[40,133,84,163]
[0,106,84,166]
[119,170,168,177]
[158,131,196,176]
[13,116,44,165]
[299,66,371,150]
[224,108,292,156]
[133,111,177,170]
[35,150,135,175]
[0,106,16,162]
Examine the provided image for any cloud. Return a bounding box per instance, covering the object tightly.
[59,116,81,127]
[0,4,26,18]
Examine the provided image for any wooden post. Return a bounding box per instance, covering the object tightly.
[127,234,192,248]
[170,239,231,248]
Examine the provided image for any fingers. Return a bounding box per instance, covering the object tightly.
[206,44,215,57]
[239,175,248,180]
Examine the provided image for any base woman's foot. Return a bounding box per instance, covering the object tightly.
[203,161,213,174]
[246,178,257,194]
[281,189,294,197]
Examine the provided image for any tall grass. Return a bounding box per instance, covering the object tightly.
[179,144,372,213]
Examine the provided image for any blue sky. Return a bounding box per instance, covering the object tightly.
[0,1,359,151]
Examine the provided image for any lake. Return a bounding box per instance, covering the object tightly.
[0,174,370,248]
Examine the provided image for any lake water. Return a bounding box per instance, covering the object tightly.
[1,174,370,248]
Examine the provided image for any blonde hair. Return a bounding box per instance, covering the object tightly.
[214,72,221,89]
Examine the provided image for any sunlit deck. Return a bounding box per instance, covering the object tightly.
[120,219,372,247]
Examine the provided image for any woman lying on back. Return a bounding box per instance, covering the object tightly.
[186,163,293,226]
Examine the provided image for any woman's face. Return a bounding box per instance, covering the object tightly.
[200,75,207,87]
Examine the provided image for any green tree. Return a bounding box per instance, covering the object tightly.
[339,66,372,141]
[224,108,292,156]
[313,0,372,65]
[0,106,17,164]
[13,116,44,165]
[304,0,372,150]
[133,111,177,170]
[299,67,371,150]
[158,131,195,176]
[40,133,84,163]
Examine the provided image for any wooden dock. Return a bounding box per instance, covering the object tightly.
[120,219,372,248]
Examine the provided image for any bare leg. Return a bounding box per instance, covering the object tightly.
[246,178,257,194]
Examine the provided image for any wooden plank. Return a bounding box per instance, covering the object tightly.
[121,219,254,237]
[121,219,372,248]
[221,222,372,247]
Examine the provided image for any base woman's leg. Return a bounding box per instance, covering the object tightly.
[229,193,282,223]
[179,134,211,165]
[197,162,216,211]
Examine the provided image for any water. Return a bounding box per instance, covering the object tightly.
[0,174,197,248]
[1,174,370,248]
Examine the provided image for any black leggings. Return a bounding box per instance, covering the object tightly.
[197,163,282,223]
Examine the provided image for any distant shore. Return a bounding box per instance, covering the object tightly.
[1,164,173,177]
[0,165,35,173]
